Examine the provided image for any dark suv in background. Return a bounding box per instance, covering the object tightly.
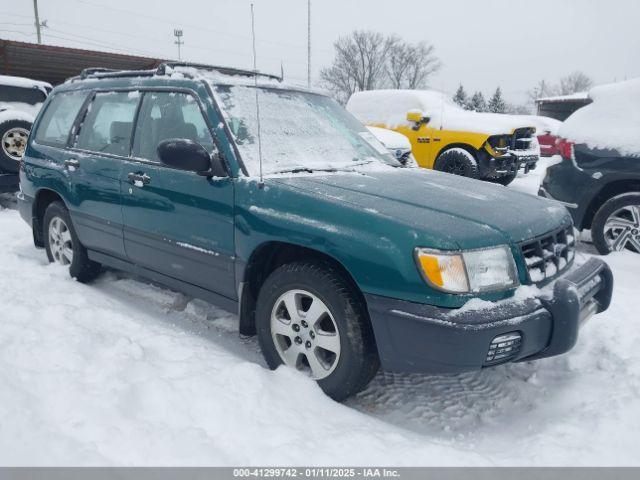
[540,79,640,255]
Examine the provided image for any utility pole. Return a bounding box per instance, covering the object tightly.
[174,29,184,61]
[307,0,311,88]
[33,0,42,44]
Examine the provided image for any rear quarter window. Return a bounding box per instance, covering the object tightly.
[34,91,89,147]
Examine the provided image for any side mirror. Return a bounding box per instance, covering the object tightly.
[157,139,226,177]
[406,110,430,130]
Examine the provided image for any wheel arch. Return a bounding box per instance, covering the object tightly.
[582,179,640,230]
[238,241,367,336]
[434,143,479,164]
[32,188,67,247]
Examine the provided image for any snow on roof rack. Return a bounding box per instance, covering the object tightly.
[69,63,283,83]
[156,62,283,82]
[68,67,156,83]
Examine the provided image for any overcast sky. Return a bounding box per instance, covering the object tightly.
[2,0,639,104]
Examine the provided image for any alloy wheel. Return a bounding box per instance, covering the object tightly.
[48,216,74,265]
[1,127,30,161]
[603,205,640,253]
[270,289,341,379]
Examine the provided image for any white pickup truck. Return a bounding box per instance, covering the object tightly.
[0,75,51,193]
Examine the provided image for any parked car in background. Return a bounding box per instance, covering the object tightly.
[0,75,51,193]
[540,78,640,255]
[347,90,539,185]
[521,115,563,157]
[18,64,612,400]
[365,126,415,166]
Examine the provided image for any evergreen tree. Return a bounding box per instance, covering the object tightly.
[469,91,487,112]
[488,87,507,113]
[452,84,468,109]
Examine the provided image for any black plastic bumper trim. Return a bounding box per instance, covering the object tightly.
[365,258,613,374]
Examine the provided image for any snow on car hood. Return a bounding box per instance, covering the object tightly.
[366,126,411,150]
[559,77,640,156]
[347,89,536,135]
[272,167,570,248]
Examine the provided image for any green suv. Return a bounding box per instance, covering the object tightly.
[18,64,613,400]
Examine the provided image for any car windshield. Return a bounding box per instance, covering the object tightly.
[214,85,397,175]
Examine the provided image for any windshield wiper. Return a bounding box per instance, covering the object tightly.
[273,167,338,175]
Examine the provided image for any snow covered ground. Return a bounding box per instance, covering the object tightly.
[1,160,639,466]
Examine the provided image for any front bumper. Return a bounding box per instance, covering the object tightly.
[483,152,539,177]
[514,152,539,173]
[365,258,613,373]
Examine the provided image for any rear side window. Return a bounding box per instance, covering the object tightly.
[34,91,88,147]
[76,91,140,156]
[0,85,47,105]
[132,91,214,162]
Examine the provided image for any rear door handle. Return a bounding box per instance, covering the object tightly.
[127,172,151,186]
[64,159,80,170]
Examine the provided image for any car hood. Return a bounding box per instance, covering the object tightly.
[366,126,411,150]
[271,167,570,249]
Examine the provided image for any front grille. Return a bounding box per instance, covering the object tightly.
[520,225,575,284]
[512,127,536,151]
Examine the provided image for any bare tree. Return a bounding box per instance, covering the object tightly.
[402,41,441,89]
[386,40,412,89]
[527,79,555,105]
[320,31,397,104]
[321,32,440,103]
[558,71,593,95]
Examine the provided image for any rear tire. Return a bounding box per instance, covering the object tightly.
[434,148,479,179]
[591,193,640,255]
[0,119,32,173]
[256,261,379,401]
[43,201,102,282]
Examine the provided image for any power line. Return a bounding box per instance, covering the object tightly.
[43,29,165,58]
[70,0,327,53]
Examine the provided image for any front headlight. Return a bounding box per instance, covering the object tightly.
[415,246,519,293]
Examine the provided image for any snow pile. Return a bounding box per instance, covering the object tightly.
[559,78,640,155]
[0,208,477,466]
[347,90,537,135]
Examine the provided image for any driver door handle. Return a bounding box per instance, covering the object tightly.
[127,172,151,186]
[64,159,80,170]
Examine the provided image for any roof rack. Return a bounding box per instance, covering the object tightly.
[156,62,283,82]
[71,62,283,83]
[68,67,156,83]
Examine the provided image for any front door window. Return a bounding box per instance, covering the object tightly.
[132,91,215,163]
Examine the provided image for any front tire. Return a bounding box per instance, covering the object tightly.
[434,148,479,179]
[591,193,640,255]
[43,201,102,282]
[256,261,379,401]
